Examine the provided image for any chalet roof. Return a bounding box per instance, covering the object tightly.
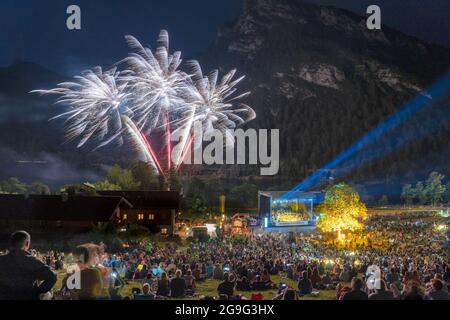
[0,194,132,221]
[97,190,180,210]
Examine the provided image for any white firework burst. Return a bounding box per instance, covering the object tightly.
[186,60,256,147]
[121,30,192,133]
[31,29,256,175]
[32,67,131,149]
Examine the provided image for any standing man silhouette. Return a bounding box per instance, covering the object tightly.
[0,231,57,300]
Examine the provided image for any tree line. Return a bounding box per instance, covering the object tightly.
[0,178,51,195]
[2,166,446,218]
[0,161,261,216]
[400,171,447,206]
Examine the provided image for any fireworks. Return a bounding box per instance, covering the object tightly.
[31,67,131,149]
[120,30,192,132]
[185,60,256,148]
[32,30,255,176]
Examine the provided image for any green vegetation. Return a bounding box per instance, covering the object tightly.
[228,184,259,208]
[0,177,51,195]
[400,184,415,205]
[131,161,160,190]
[181,176,258,218]
[92,180,121,191]
[106,164,141,190]
[0,164,259,219]
[2,165,445,223]
[317,183,367,237]
[401,171,446,205]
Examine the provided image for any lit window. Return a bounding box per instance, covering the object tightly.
[161,228,168,234]
[123,214,127,220]
[148,214,155,220]
[138,214,144,220]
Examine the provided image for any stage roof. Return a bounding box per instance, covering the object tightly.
[258,191,323,202]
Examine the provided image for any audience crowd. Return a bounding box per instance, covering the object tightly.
[1,214,448,300]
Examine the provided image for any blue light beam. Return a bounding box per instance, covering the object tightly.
[283,72,450,199]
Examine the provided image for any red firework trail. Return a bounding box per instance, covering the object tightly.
[139,129,166,178]
[166,113,172,173]
[177,135,194,172]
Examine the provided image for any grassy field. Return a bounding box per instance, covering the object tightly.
[57,272,337,300]
[367,206,443,215]
[191,275,337,300]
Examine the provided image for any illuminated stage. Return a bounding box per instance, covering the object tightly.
[258,191,323,228]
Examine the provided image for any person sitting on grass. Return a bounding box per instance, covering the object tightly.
[410,270,421,285]
[236,276,252,291]
[273,288,298,300]
[184,269,196,293]
[443,266,450,285]
[170,270,186,298]
[390,283,403,300]
[192,264,205,282]
[336,283,351,300]
[403,283,423,300]
[261,269,274,287]
[63,244,103,300]
[322,271,333,288]
[151,263,163,277]
[402,271,420,288]
[425,279,449,300]
[386,268,400,287]
[218,273,236,297]
[298,271,313,296]
[341,278,368,300]
[251,275,269,291]
[213,263,224,280]
[133,283,156,300]
[108,267,125,300]
[426,274,448,293]
[339,267,350,282]
[205,262,214,278]
[286,264,294,280]
[156,272,170,297]
[283,288,298,300]
[332,265,342,281]
[368,279,394,300]
[310,267,323,289]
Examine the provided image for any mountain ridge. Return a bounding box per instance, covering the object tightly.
[199,0,450,181]
[0,0,448,186]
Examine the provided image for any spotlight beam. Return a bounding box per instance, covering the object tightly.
[283,72,450,199]
[334,115,448,178]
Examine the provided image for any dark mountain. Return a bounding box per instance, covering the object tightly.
[0,0,449,192]
[201,0,450,184]
[0,61,63,98]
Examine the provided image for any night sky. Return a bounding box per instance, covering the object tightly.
[1,0,450,75]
